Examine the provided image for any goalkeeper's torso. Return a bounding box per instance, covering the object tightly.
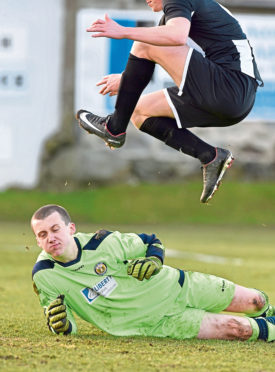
[32,231,185,336]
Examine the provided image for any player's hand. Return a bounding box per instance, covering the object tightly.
[87,14,125,40]
[45,295,70,334]
[127,256,162,281]
[96,74,122,96]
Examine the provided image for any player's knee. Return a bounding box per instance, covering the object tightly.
[251,291,266,312]
[225,318,251,340]
[131,111,140,128]
[131,111,144,129]
[131,41,152,60]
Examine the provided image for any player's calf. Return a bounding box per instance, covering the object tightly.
[198,313,252,341]
[225,317,253,340]
[199,313,275,342]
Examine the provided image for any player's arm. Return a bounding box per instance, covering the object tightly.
[138,233,165,263]
[87,14,190,46]
[33,279,77,335]
[127,233,165,281]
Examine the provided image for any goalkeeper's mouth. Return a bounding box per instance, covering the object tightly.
[49,243,63,254]
[50,242,60,248]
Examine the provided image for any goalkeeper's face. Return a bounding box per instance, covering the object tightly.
[32,212,76,259]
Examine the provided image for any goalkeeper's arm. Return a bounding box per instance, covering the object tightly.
[137,233,165,264]
[45,294,72,335]
[127,233,165,281]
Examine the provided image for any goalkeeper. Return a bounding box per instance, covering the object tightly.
[31,204,275,342]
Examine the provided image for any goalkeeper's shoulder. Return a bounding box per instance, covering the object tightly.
[32,255,59,300]
[32,255,55,280]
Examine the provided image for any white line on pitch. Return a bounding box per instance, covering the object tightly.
[166,249,243,266]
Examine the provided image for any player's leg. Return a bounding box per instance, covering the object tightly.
[198,313,275,342]
[224,285,274,317]
[76,42,190,148]
[198,313,252,340]
[149,307,275,342]
[106,42,191,135]
[130,47,241,203]
[132,91,233,203]
[143,48,256,202]
[149,308,253,341]
[181,271,236,314]
[181,271,274,316]
[176,272,275,341]
[131,90,216,164]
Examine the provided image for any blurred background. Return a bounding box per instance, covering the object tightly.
[1,0,275,192]
[0,0,275,230]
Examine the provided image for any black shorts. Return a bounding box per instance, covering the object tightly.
[164,48,258,129]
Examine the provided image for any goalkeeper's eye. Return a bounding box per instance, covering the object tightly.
[38,232,47,239]
[51,225,60,233]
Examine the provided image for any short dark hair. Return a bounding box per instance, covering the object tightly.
[31,204,71,225]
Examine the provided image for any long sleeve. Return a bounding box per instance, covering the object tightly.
[33,273,77,334]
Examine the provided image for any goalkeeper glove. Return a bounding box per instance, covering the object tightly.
[45,294,70,334]
[127,256,162,281]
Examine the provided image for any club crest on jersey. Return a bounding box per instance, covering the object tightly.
[94,262,107,276]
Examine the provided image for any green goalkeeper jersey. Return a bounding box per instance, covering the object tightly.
[32,230,186,336]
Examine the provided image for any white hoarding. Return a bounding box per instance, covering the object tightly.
[237,14,275,120]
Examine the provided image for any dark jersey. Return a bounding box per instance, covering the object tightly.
[159,0,263,85]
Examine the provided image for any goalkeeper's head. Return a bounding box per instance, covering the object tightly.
[31,204,77,262]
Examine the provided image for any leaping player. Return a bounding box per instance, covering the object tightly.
[76,0,263,203]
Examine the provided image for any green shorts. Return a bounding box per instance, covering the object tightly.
[149,271,235,340]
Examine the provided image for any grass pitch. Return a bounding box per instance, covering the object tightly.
[1,181,275,226]
[0,222,275,372]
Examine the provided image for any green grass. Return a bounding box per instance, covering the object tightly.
[1,181,275,225]
[1,222,275,372]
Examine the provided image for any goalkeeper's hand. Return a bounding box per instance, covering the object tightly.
[45,294,70,334]
[127,256,162,281]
